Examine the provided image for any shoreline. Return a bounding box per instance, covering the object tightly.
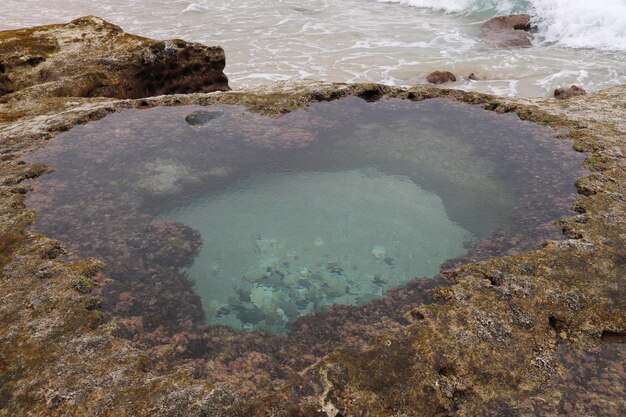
[2,2,626,97]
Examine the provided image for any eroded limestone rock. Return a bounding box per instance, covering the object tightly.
[0,16,229,100]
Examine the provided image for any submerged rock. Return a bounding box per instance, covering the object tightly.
[250,285,277,312]
[426,71,457,84]
[185,110,224,126]
[0,16,230,100]
[554,85,587,99]
[371,245,387,259]
[481,14,534,47]
[132,158,192,194]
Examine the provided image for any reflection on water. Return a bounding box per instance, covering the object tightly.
[26,97,584,335]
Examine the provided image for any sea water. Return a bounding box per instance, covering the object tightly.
[25,98,585,333]
[1,0,624,96]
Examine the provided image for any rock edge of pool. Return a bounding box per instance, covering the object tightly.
[1,18,625,417]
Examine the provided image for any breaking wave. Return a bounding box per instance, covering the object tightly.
[377,0,626,51]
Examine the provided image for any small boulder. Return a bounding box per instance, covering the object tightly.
[467,73,478,81]
[185,110,223,126]
[554,85,587,100]
[0,16,230,99]
[481,14,534,47]
[426,71,457,84]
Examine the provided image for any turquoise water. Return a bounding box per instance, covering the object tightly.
[25,97,584,333]
[162,169,473,331]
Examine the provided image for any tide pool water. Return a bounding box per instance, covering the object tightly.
[1,0,625,96]
[161,170,473,331]
[25,98,585,333]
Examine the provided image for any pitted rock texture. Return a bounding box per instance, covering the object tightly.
[0,20,625,417]
[1,78,624,417]
[0,16,229,100]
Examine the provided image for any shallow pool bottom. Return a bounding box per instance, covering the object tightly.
[24,97,585,336]
[162,169,473,331]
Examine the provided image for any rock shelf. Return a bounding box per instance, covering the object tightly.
[0,17,624,417]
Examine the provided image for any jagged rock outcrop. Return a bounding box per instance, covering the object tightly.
[0,16,229,100]
[481,14,534,47]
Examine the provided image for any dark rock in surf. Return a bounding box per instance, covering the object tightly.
[554,85,587,99]
[481,14,534,48]
[426,71,457,84]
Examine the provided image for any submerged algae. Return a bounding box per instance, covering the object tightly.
[163,169,471,331]
[23,96,582,335]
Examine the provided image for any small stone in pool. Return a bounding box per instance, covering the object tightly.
[215,306,230,317]
[326,261,343,274]
[373,275,387,286]
[235,306,265,325]
[237,289,251,302]
[371,245,386,259]
[185,110,223,126]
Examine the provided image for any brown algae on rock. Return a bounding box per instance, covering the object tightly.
[23,98,584,336]
[0,20,624,413]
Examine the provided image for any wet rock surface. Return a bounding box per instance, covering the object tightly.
[185,110,224,126]
[426,71,457,84]
[555,85,587,100]
[481,14,534,48]
[0,16,229,100]
[0,19,625,417]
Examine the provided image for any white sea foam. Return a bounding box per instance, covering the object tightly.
[183,0,210,13]
[376,0,476,13]
[376,0,526,14]
[1,0,625,96]
[533,0,626,51]
[378,0,626,52]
